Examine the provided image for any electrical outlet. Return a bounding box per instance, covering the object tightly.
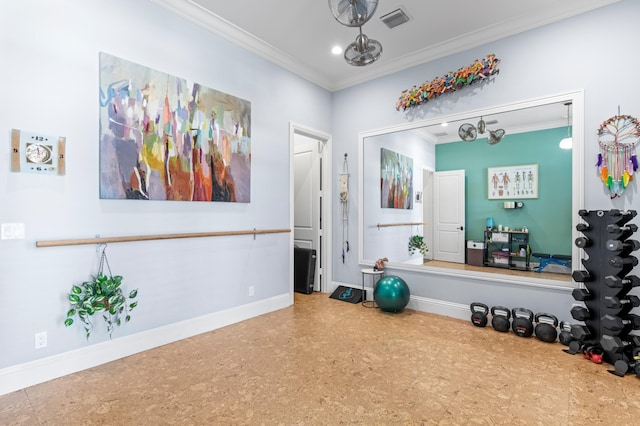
[35,332,47,349]
[249,286,255,297]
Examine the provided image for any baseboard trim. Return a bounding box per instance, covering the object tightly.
[0,293,291,396]
[406,295,469,321]
[331,280,468,320]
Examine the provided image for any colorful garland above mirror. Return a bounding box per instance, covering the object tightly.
[395,54,500,111]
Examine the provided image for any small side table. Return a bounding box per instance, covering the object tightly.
[361,268,384,308]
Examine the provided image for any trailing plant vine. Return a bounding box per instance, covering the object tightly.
[64,246,138,339]
[408,235,428,256]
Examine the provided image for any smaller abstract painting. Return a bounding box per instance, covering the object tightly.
[488,164,538,199]
[381,148,413,209]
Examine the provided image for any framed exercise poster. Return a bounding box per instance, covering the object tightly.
[488,164,538,199]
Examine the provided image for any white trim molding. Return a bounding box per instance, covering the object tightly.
[0,293,291,396]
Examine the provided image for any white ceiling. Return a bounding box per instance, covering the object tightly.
[152,0,620,92]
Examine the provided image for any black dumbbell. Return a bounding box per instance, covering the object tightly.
[511,308,534,337]
[610,356,640,378]
[572,270,592,282]
[572,288,591,301]
[576,223,590,232]
[491,306,511,332]
[534,313,558,343]
[571,324,591,341]
[609,255,639,268]
[606,239,640,252]
[558,321,575,346]
[607,223,639,233]
[604,295,640,309]
[609,209,637,218]
[571,305,590,321]
[575,237,591,248]
[470,302,489,327]
[605,274,640,288]
[600,334,634,353]
[602,314,640,334]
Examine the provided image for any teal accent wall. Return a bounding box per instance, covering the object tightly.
[436,127,572,255]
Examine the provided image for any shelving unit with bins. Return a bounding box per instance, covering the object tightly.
[483,230,530,271]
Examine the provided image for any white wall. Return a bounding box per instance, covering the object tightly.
[362,131,434,263]
[331,0,640,318]
[0,0,330,390]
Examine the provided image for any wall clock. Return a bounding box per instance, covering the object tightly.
[11,129,65,175]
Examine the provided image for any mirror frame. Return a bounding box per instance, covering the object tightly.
[358,90,584,290]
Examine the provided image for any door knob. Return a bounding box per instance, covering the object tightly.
[458,226,464,230]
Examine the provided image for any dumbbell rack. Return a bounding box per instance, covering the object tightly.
[570,209,639,370]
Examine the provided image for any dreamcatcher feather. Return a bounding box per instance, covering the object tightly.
[596,113,640,198]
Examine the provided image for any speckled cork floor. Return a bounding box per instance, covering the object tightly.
[2,292,639,425]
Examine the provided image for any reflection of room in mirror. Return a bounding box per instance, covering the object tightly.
[359,93,582,285]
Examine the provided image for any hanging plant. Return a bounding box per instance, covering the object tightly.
[408,235,428,256]
[64,247,138,339]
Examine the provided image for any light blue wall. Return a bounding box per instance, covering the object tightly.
[0,0,330,370]
[3,0,640,383]
[436,127,572,255]
[331,0,640,319]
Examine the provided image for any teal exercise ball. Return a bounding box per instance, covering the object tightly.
[374,275,410,312]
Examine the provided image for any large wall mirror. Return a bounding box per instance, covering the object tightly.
[358,91,584,288]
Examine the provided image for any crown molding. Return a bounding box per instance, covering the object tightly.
[151,0,620,92]
[149,0,333,90]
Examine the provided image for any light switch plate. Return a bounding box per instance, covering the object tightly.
[1,223,26,240]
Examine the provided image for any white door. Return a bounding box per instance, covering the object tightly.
[434,170,465,263]
[294,135,322,291]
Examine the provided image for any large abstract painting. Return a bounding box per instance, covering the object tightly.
[380,148,413,209]
[99,53,251,202]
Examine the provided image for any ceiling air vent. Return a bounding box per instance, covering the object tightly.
[380,8,410,29]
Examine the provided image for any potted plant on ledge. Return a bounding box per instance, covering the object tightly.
[408,235,428,257]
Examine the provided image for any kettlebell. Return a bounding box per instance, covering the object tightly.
[470,302,489,327]
[511,307,534,337]
[558,321,575,346]
[490,305,511,332]
[534,313,559,343]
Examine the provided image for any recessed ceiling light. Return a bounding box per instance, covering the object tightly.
[331,45,343,55]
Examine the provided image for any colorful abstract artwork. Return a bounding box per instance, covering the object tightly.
[396,54,500,111]
[99,52,251,202]
[380,148,413,209]
[596,113,640,199]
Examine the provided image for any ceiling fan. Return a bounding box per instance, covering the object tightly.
[328,0,382,66]
[458,117,506,144]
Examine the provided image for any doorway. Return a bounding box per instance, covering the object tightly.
[291,123,332,294]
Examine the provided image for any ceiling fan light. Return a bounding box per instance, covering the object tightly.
[559,137,573,150]
[344,36,382,66]
[354,33,369,52]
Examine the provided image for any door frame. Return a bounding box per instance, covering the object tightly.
[289,122,332,299]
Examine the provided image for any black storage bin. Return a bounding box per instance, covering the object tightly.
[294,247,316,294]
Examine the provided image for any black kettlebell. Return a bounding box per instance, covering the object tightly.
[534,313,559,343]
[558,321,575,346]
[511,308,534,337]
[470,303,489,327]
[491,306,511,332]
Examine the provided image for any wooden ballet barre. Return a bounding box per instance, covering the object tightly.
[377,222,426,229]
[35,228,291,248]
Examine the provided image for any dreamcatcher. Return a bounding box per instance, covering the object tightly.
[596,111,640,198]
[340,154,350,263]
